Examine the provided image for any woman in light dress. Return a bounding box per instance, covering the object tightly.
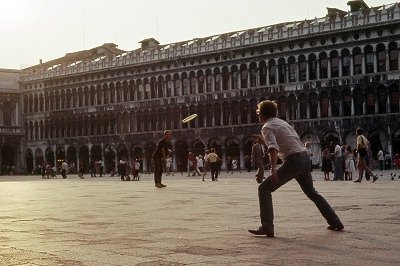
[345,145,355,180]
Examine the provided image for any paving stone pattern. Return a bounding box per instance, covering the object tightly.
[1,170,399,265]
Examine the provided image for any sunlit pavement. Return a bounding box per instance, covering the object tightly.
[1,169,400,265]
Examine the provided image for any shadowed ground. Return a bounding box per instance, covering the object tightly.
[1,169,399,265]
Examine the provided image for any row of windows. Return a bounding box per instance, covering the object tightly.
[25,85,400,141]
[24,42,400,114]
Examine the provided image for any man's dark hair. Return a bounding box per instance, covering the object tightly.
[258,100,278,119]
[356,128,363,135]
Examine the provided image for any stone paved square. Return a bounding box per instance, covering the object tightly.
[1,170,400,265]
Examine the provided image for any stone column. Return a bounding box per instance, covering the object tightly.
[350,53,354,76]
[239,145,244,170]
[15,102,19,126]
[362,53,366,74]
[221,147,226,171]
[327,58,331,78]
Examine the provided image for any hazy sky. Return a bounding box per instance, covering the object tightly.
[0,0,394,69]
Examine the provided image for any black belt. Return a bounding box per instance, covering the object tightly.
[284,152,308,161]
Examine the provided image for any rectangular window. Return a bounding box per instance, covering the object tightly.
[390,91,399,112]
[198,76,205,93]
[300,102,307,119]
[289,64,297,82]
[222,73,229,90]
[342,56,351,76]
[232,72,239,90]
[320,98,328,117]
[182,78,190,95]
[366,94,375,114]
[320,59,328,79]
[390,50,399,71]
[259,67,267,86]
[343,97,351,116]
[354,54,362,75]
[167,81,173,97]
[240,70,248,88]
[366,53,374,73]
[331,58,339,77]
[269,66,276,84]
[299,62,307,81]
[250,69,257,87]
[331,100,340,116]
[310,101,318,118]
[206,76,213,92]
[377,51,386,72]
[309,61,317,80]
[215,75,222,91]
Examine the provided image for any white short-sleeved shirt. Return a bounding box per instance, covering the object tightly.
[261,117,307,159]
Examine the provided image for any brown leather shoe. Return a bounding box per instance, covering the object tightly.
[155,183,163,188]
[248,226,274,237]
[327,222,344,231]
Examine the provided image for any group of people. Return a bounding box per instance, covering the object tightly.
[117,159,141,181]
[321,132,380,183]
[185,150,222,181]
[40,160,69,179]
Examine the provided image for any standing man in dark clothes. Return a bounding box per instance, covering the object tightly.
[152,130,173,188]
[248,100,343,237]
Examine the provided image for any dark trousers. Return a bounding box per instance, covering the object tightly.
[210,162,219,180]
[258,153,341,231]
[154,158,163,184]
[61,170,67,179]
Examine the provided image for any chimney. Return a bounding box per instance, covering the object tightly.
[139,38,160,49]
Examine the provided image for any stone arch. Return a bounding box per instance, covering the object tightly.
[243,136,254,157]
[67,146,77,166]
[208,138,222,157]
[91,145,102,161]
[45,147,55,167]
[392,127,400,156]
[35,148,44,168]
[368,129,389,158]
[344,130,357,150]
[225,137,240,169]
[117,144,129,161]
[130,144,143,159]
[144,142,157,172]
[321,132,340,151]
[191,139,205,156]
[79,145,90,173]
[25,148,34,174]
[175,140,188,172]
[104,146,116,173]
[388,84,399,113]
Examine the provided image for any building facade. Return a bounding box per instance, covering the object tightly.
[0,68,23,174]
[19,1,400,173]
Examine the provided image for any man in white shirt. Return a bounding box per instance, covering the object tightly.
[248,100,343,237]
